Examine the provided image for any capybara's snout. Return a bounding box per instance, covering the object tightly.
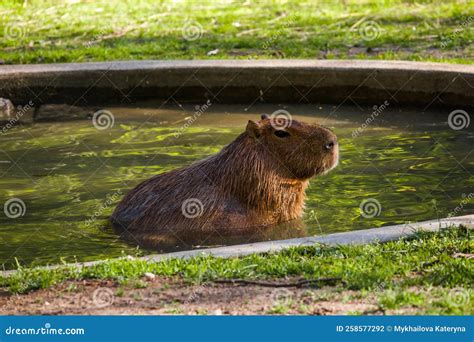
[313,126,339,173]
[308,125,337,151]
[321,130,338,151]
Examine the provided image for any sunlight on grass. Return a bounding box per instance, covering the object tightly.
[0,0,472,64]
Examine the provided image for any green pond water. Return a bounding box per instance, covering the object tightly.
[0,104,472,269]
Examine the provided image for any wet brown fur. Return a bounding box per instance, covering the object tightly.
[112,117,338,248]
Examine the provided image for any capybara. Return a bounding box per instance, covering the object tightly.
[112,115,338,248]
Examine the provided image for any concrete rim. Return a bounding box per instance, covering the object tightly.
[1,214,472,277]
[1,59,473,73]
[1,60,473,110]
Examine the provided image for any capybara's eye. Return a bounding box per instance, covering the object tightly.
[274,130,291,138]
[324,142,335,150]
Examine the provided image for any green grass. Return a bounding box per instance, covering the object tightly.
[1,227,472,314]
[0,0,472,64]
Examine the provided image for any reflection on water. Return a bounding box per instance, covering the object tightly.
[115,219,308,252]
[0,104,472,269]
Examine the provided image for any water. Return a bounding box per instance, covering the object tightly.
[0,103,473,269]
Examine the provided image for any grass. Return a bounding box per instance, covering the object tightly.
[1,227,473,314]
[0,0,473,65]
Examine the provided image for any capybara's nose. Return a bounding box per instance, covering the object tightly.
[324,140,335,150]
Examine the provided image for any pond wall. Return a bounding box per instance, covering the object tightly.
[1,60,473,113]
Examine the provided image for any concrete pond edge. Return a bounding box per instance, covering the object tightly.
[1,60,473,124]
[1,214,472,278]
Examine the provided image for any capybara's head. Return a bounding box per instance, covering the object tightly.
[246,114,339,179]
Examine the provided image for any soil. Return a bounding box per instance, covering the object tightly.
[0,276,384,315]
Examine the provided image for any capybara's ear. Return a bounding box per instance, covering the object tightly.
[246,120,261,139]
[261,114,270,120]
